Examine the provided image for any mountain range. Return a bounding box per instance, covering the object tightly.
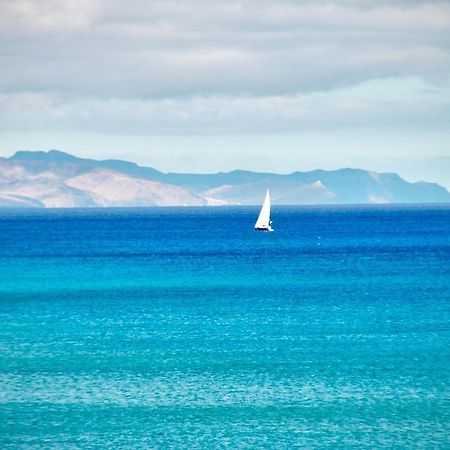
[0,150,448,207]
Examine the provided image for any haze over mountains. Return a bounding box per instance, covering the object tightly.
[0,150,448,208]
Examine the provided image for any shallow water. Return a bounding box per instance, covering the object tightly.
[1,205,449,448]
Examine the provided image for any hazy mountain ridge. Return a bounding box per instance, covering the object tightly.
[0,151,203,207]
[0,150,448,207]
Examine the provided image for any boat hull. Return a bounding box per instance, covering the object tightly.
[254,226,274,232]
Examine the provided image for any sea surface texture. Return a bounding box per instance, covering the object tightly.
[0,205,449,449]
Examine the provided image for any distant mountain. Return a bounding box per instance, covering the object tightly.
[0,150,202,207]
[0,150,448,207]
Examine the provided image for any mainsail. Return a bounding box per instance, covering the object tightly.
[254,189,272,230]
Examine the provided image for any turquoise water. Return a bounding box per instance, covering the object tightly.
[0,205,449,448]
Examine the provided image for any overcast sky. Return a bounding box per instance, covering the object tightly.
[1,0,449,186]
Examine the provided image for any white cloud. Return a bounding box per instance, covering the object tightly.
[0,0,449,98]
[0,0,102,31]
[1,78,448,134]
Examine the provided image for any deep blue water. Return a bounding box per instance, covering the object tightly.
[0,205,449,448]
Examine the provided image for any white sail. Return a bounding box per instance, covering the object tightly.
[254,189,272,230]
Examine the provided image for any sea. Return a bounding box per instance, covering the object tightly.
[0,205,449,449]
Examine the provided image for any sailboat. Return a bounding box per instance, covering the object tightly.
[254,189,274,232]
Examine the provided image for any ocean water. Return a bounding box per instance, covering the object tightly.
[0,205,449,449]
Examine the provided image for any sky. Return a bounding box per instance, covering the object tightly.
[0,0,449,187]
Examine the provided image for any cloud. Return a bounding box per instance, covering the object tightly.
[0,0,449,151]
[0,0,449,99]
[0,0,102,31]
[1,78,448,134]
